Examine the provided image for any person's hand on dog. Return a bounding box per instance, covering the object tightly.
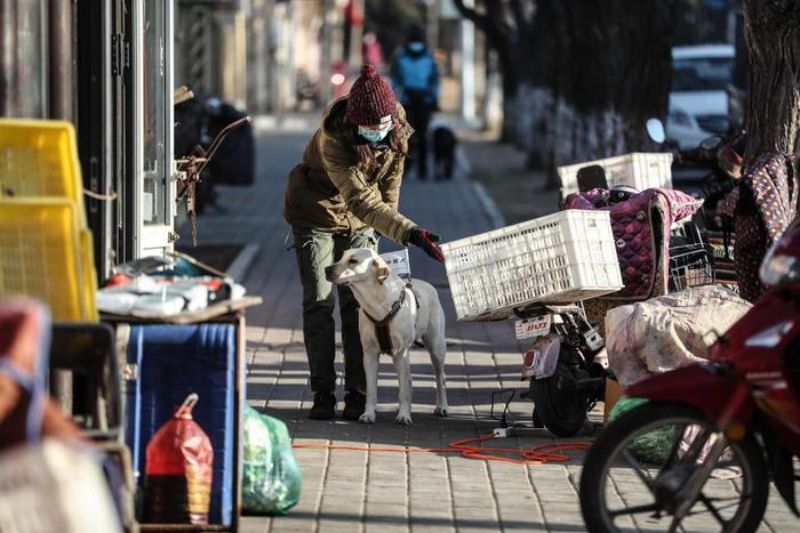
[408,227,444,262]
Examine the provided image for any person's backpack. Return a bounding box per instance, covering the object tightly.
[393,52,438,107]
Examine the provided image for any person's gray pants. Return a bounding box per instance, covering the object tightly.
[292,227,378,394]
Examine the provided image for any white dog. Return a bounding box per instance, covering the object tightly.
[325,248,448,425]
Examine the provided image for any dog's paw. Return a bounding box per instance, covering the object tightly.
[434,405,448,417]
[395,411,413,426]
[359,410,376,424]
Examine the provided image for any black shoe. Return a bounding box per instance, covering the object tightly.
[342,391,366,421]
[308,392,337,420]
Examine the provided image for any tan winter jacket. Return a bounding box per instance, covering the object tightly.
[283,98,418,244]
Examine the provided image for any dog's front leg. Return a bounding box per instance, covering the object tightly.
[430,337,449,417]
[393,350,413,426]
[359,351,380,424]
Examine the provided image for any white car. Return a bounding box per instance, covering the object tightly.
[667,44,736,149]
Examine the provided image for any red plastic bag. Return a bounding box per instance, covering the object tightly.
[144,393,213,525]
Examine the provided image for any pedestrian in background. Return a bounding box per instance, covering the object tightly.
[391,25,440,181]
[283,65,444,421]
[362,31,384,70]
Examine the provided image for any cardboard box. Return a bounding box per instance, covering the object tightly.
[603,377,624,425]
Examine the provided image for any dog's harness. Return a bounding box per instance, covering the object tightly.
[362,283,418,354]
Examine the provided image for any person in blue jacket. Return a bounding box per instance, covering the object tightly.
[391,25,439,180]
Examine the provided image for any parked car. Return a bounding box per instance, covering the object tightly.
[667,44,737,149]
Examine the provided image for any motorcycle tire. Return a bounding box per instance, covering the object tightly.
[580,402,768,533]
[529,361,588,437]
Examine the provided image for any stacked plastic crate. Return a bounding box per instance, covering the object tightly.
[441,210,624,321]
[126,324,237,526]
[0,120,98,321]
[557,152,674,197]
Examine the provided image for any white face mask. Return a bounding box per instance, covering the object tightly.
[408,41,425,53]
[358,125,392,144]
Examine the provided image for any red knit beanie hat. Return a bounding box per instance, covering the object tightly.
[345,65,397,126]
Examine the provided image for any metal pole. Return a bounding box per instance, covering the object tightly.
[460,0,475,121]
[48,0,73,413]
[349,0,364,67]
[49,0,72,120]
[248,0,268,113]
[427,0,439,56]
[320,0,336,103]
[287,1,297,110]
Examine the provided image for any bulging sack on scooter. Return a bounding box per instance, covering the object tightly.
[242,407,302,515]
[605,286,751,387]
[609,397,676,464]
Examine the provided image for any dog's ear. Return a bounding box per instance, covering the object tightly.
[372,259,391,284]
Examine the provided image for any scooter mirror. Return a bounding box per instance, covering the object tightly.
[646,118,666,144]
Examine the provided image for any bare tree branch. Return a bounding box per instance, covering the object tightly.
[486,0,512,40]
[451,0,491,32]
[453,0,511,53]
[509,0,528,32]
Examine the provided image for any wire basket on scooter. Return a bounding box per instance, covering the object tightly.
[669,222,716,291]
[669,246,715,291]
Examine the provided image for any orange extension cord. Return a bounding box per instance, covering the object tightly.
[294,433,592,466]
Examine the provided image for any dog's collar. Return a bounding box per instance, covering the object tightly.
[362,284,415,354]
[362,285,407,326]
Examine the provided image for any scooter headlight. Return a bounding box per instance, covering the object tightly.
[760,252,799,287]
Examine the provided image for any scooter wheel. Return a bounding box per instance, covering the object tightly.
[529,361,588,437]
[579,402,768,533]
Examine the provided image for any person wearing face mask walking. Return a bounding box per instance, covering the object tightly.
[283,64,445,421]
[391,25,440,180]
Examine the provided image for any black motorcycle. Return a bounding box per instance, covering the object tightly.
[516,303,607,436]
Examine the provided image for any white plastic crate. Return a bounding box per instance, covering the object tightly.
[441,210,623,321]
[557,152,673,196]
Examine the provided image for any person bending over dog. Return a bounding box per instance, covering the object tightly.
[283,64,444,421]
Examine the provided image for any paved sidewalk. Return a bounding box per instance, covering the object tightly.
[183,119,795,533]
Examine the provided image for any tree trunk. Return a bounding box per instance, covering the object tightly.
[534,0,675,187]
[451,0,534,143]
[742,0,800,162]
[453,0,675,188]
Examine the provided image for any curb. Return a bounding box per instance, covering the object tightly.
[227,242,261,282]
[470,181,506,229]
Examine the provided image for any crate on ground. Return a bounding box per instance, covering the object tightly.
[557,152,673,196]
[441,210,623,321]
[126,324,237,526]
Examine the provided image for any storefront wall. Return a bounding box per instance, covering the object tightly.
[1,0,179,278]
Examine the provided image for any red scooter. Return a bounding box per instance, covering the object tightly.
[580,218,800,532]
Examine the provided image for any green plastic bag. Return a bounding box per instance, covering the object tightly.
[609,397,677,465]
[242,407,302,515]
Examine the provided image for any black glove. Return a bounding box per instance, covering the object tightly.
[408,227,444,263]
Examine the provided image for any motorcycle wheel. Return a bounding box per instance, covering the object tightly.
[579,402,768,533]
[529,361,588,437]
